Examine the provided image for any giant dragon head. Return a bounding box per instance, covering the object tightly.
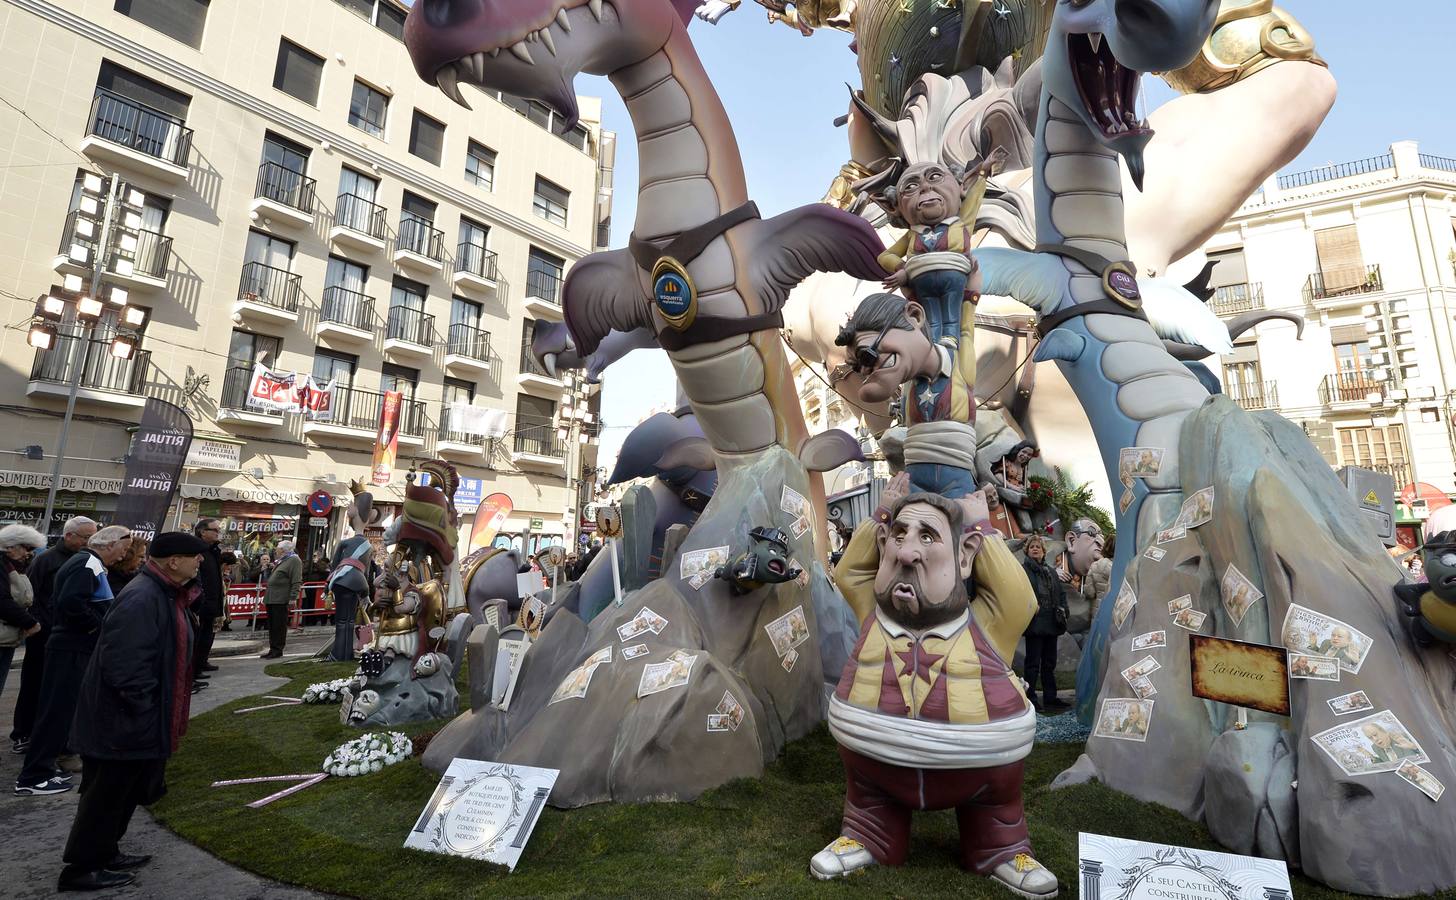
[1042,0,1217,189]
[405,0,699,128]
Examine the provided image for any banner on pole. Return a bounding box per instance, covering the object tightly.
[371,390,403,486]
[114,398,193,542]
[467,492,513,553]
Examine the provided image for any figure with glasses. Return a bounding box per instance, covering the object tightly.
[836,291,978,500]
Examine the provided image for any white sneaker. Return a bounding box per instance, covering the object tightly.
[991,852,1059,898]
[810,836,876,880]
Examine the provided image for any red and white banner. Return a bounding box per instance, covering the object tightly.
[246,364,335,421]
[371,390,402,486]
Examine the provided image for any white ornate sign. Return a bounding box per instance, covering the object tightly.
[1078,833,1292,900]
[405,758,558,871]
[184,438,243,472]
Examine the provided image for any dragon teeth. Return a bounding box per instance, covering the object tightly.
[1088,32,1102,54]
[539,27,557,56]
[510,41,534,65]
[489,47,500,57]
[436,64,469,108]
[589,0,603,22]
[469,52,485,82]
[557,8,572,32]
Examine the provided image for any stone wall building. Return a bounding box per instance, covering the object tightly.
[0,0,610,561]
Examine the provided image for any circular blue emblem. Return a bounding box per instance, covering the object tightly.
[654,271,693,320]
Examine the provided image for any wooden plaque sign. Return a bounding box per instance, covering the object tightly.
[1188,634,1291,716]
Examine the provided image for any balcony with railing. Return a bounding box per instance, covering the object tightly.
[28,330,150,408]
[81,89,193,178]
[1224,379,1278,411]
[252,162,317,227]
[513,419,565,471]
[316,285,375,342]
[454,241,499,293]
[517,331,565,392]
[384,305,434,357]
[524,269,564,319]
[304,386,427,444]
[1304,264,1383,305]
[1277,154,1393,191]
[1209,282,1264,317]
[53,210,172,289]
[394,215,445,272]
[438,407,490,457]
[444,323,492,374]
[217,365,284,426]
[1319,371,1386,407]
[330,193,389,253]
[1368,461,1413,490]
[235,261,301,323]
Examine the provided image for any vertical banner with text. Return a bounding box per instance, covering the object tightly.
[114,398,194,542]
[371,390,403,486]
[467,492,514,554]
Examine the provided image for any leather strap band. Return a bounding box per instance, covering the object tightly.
[657,310,785,352]
[1036,299,1148,337]
[629,202,762,272]
[1034,241,1134,278]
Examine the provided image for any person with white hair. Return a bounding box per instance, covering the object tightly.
[17,524,132,795]
[261,539,302,659]
[0,524,48,700]
[9,514,96,756]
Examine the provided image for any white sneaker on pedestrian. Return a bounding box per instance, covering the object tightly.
[991,852,1059,898]
[810,836,876,880]
[15,776,72,796]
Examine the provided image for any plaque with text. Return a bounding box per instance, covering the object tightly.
[1188,635,1290,716]
[1079,833,1292,900]
[405,759,559,871]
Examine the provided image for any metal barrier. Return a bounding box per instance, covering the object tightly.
[225,581,336,627]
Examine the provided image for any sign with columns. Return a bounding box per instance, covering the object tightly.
[1077,833,1291,899]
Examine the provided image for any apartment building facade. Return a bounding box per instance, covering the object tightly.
[0,0,610,558]
[1204,140,1456,547]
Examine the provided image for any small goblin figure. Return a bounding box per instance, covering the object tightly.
[874,154,1000,345]
[1395,532,1456,646]
[716,526,802,595]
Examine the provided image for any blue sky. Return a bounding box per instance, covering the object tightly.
[586,1,1456,472]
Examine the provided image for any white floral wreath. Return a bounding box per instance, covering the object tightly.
[322,732,412,777]
[302,677,356,704]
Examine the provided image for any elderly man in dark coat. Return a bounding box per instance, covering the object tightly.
[57,531,206,892]
[190,518,233,682]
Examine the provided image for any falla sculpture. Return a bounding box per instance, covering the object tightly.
[403,1,1456,896]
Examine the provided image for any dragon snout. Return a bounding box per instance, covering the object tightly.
[1109,0,1217,73]
[417,0,485,28]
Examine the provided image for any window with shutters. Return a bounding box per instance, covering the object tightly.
[348,80,388,138]
[409,110,445,165]
[1338,425,1409,483]
[1327,323,1380,402]
[273,39,324,106]
[466,141,496,190]
[1207,248,1260,315]
[96,60,191,120]
[533,177,569,227]
[113,0,209,49]
[1313,224,1367,297]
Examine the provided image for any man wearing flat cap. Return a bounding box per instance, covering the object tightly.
[58,531,206,892]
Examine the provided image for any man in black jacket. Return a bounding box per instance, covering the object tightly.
[58,531,205,892]
[16,525,132,794]
[9,515,96,754]
[190,519,233,681]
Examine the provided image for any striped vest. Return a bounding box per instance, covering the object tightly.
[834,609,1030,725]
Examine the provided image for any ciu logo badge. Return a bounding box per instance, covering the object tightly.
[651,256,696,330]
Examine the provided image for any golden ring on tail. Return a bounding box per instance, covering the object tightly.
[1161,1,1325,95]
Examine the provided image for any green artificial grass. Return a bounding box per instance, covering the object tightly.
[152,662,1431,899]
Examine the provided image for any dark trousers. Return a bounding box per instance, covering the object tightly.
[192,616,216,673]
[62,757,166,873]
[330,588,360,662]
[838,747,1030,873]
[19,646,90,784]
[9,624,49,741]
[265,604,288,654]
[1022,634,1059,704]
[909,268,970,344]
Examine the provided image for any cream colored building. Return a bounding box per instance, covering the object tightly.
[0,0,611,561]
[1204,140,1456,520]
